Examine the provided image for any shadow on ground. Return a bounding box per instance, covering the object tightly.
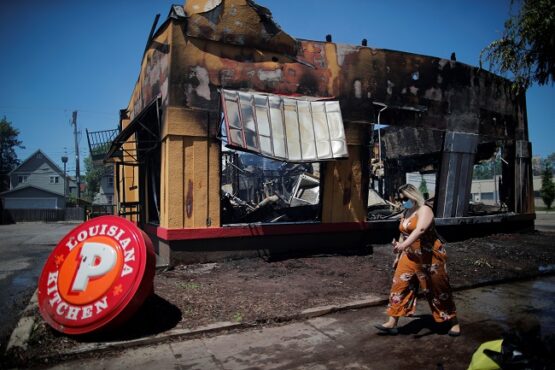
[375,314,450,338]
[1,295,181,369]
[56,294,182,343]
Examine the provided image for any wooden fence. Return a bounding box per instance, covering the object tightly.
[84,205,116,220]
[2,207,85,223]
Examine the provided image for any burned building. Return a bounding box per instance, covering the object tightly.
[105,0,534,265]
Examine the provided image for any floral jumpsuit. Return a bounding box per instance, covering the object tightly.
[386,208,457,322]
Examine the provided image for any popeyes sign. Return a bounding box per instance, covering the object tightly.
[38,216,156,334]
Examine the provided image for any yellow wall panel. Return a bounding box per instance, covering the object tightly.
[183,137,195,228]
[321,146,365,223]
[161,107,222,229]
[166,135,184,229]
[208,139,221,227]
[193,139,209,226]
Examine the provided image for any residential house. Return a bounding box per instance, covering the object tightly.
[533,176,555,208]
[0,150,77,209]
[93,166,115,205]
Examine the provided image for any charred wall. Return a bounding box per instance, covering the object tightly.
[170,0,531,216]
[117,0,533,235]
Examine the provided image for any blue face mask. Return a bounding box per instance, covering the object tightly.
[402,199,414,209]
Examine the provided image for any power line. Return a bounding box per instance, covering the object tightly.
[0,105,118,117]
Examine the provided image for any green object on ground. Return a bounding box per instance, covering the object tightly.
[467,339,503,370]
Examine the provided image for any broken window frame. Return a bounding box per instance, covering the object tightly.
[218,89,354,225]
[220,89,349,163]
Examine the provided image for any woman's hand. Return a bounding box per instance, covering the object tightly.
[392,240,405,254]
[391,239,401,268]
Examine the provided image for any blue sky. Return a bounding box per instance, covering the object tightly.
[1,0,553,176]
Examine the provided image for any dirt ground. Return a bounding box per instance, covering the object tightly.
[4,229,555,367]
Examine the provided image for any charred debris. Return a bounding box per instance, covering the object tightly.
[221,149,405,225]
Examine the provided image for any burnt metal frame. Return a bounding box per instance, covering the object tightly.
[86,128,120,163]
[106,97,162,223]
[114,161,141,218]
[105,97,162,164]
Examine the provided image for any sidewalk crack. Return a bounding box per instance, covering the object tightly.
[306,321,339,343]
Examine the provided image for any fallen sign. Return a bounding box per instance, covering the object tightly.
[37,216,156,334]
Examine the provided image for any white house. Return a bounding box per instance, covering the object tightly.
[0,150,77,209]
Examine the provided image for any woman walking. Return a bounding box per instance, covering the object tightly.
[375,184,460,336]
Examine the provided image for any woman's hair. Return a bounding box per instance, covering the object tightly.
[397,183,425,207]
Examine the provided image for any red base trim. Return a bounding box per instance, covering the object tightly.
[148,222,368,241]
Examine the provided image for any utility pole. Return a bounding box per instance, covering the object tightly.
[61,152,68,202]
[72,111,81,201]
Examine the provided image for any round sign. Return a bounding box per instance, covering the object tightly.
[38,216,156,334]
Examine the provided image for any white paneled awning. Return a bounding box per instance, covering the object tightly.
[221,89,348,162]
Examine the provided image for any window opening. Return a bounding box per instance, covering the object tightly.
[221,148,321,224]
[135,109,161,225]
[470,144,508,215]
[104,98,162,224]
[405,172,436,200]
[366,103,436,221]
[219,89,348,225]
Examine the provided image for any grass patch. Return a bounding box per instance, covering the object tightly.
[176,281,200,290]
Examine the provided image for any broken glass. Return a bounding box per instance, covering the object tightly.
[221,89,349,162]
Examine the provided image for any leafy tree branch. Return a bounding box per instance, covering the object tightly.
[480,0,555,90]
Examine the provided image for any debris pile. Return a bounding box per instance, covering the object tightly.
[221,151,320,224]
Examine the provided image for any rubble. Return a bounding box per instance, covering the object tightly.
[221,151,321,224]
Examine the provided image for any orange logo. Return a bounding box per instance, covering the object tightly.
[58,236,124,305]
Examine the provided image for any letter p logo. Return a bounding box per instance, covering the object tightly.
[71,242,117,292]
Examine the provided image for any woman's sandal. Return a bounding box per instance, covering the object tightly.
[374,324,399,335]
[446,317,461,337]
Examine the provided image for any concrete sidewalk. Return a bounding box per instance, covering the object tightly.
[535,211,555,232]
[40,276,555,370]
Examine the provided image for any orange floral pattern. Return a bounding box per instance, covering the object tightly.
[386,213,457,322]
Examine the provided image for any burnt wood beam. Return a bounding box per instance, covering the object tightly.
[436,131,479,218]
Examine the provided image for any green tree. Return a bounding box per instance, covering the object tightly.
[546,152,555,171]
[473,159,502,180]
[540,163,555,209]
[419,175,429,198]
[0,116,24,192]
[84,156,103,202]
[480,0,555,90]
[473,163,491,180]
